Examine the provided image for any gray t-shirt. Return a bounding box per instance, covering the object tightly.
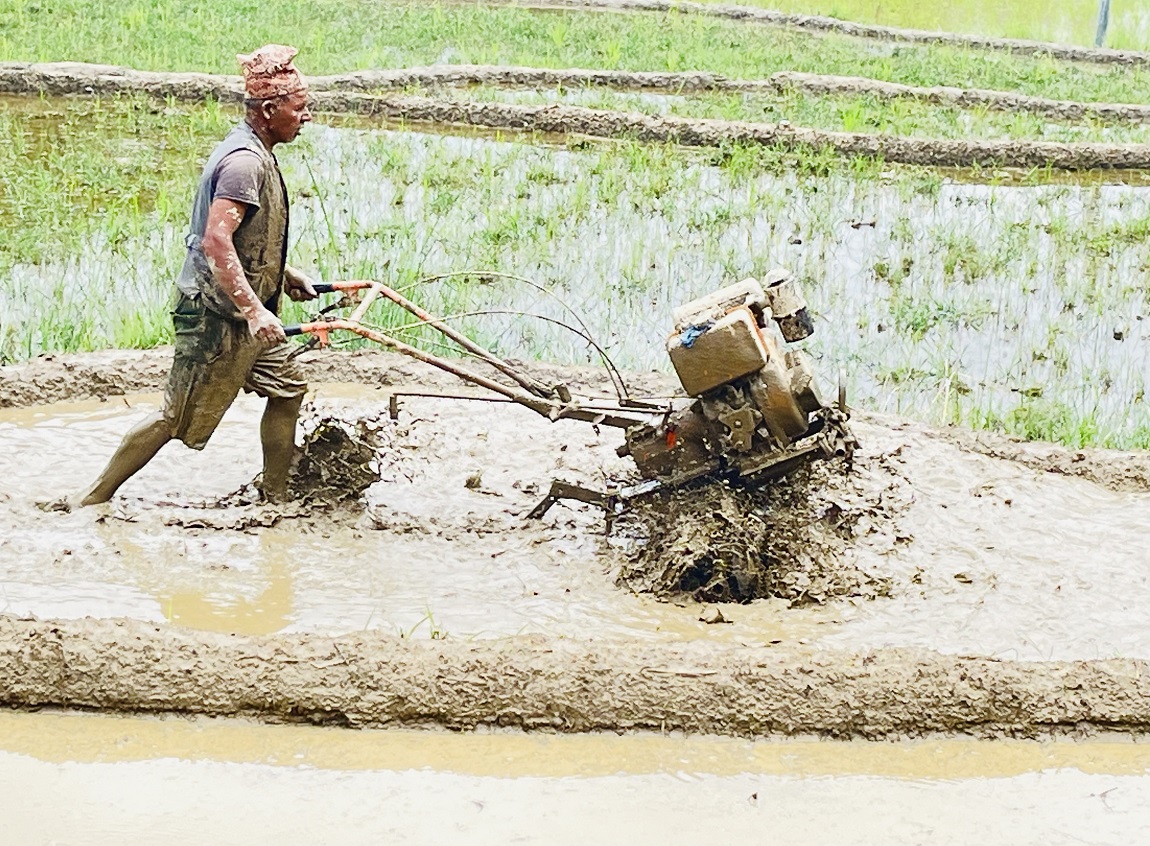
[213,150,263,209]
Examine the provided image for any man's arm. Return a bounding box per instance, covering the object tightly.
[201,198,285,344]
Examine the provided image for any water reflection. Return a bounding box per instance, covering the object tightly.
[3,711,1150,845]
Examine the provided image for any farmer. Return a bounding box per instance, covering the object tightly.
[76,44,318,506]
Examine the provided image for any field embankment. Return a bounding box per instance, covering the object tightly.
[6,614,1150,738]
[3,62,1149,170]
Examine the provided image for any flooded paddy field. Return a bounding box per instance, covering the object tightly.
[2,94,1149,447]
[529,0,1150,53]
[2,352,1149,667]
[695,0,1150,48]
[3,14,1150,835]
[5,711,1150,845]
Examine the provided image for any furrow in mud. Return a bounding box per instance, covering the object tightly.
[3,62,1150,169]
[3,615,1150,739]
[504,0,1150,66]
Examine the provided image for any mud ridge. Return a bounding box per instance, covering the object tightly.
[12,62,1150,126]
[505,0,1150,66]
[926,423,1150,493]
[315,66,1150,125]
[766,71,1150,124]
[0,348,666,409]
[0,349,171,409]
[3,62,1150,169]
[4,615,1150,739]
[292,94,1150,170]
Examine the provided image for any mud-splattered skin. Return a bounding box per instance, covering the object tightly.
[203,199,283,343]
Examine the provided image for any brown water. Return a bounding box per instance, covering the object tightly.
[2,383,1148,661]
[2,710,1150,844]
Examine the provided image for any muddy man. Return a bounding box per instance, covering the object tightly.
[77,44,318,506]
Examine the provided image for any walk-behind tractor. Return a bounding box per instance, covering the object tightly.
[286,270,855,522]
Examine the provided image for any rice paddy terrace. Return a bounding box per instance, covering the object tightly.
[2,2,1150,842]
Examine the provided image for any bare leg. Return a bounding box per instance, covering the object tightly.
[77,412,173,506]
[259,394,303,501]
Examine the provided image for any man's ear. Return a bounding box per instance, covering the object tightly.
[261,100,277,121]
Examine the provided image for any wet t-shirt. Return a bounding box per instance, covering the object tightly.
[213,150,263,209]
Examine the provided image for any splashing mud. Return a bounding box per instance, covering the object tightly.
[160,401,392,531]
[288,402,389,505]
[617,452,908,603]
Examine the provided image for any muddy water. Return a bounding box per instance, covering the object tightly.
[2,381,1148,661]
[3,710,1150,845]
[0,387,820,644]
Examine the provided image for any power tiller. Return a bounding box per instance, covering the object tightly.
[285,271,855,523]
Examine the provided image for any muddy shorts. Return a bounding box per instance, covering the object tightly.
[163,292,307,450]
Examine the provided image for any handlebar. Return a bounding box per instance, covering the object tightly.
[286,280,376,333]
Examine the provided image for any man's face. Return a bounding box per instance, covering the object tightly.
[264,90,312,144]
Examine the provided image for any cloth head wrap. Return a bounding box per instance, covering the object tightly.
[237,44,306,99]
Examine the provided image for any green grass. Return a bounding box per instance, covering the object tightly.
[693,0,1149,50]
[0,95,235,360]
[0,96,231,265]
[2,1,1150,105]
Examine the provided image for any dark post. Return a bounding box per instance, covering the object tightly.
[1095,0,1111,47]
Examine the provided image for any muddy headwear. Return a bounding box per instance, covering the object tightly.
[237,44,306,99]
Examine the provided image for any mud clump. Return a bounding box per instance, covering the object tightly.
[159,405,393,530]
[288,403,391,505]
[617,453,911,604]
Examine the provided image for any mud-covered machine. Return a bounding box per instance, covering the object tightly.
[286,270,855,517]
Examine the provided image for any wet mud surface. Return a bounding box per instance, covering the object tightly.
[2,349,1150,735]
[6,614,1150,738]
[4,62,1150,169]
